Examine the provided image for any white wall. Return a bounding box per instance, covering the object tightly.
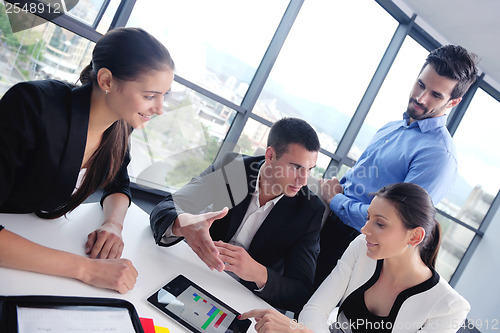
[455,210,500,333]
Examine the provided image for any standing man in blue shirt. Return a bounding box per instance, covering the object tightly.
[315,44,478,288]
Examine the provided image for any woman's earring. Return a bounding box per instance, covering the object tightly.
[105,90,109,95]
[408,243,412,248]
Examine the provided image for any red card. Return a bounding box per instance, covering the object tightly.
[140,317,156,333]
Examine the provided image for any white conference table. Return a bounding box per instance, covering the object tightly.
[0,202,273,332]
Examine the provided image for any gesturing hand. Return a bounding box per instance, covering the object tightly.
[215,241,267,288]
[86,220,124,259]
[173,208,229,272]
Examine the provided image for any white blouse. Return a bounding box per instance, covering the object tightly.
[298,235,470,333]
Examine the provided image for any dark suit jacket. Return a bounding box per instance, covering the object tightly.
[150,153,325,312]
[0,80,131,214]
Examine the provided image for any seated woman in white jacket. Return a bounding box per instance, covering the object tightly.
[240,182,470,333]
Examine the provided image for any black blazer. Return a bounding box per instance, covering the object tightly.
[0,80,131,214]
[150,153,325,312]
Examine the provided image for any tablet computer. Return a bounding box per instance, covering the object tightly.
[147,275,251,333]
[0,295,143,333]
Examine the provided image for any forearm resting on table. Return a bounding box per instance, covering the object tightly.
[0,228,136,293]
[0,228,94,281]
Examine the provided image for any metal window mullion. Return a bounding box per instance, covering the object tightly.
[248,112,273,127]
[408,25,440,52]
[324,15,416,179]
[447,73,484,136]
[92,0,112,29]
[246,112,343,164]
[481,79,500,102]
[214,0,304,161]
[174,75,244,114]
[449,188,500,286]
[109,0,136,29]
[436,208,483,236]
[375,0,412,23]
[319,149,342,162]
[4,0,103,42]
[46,13,103,42]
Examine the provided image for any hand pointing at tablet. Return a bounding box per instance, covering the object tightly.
[239,309,312,333]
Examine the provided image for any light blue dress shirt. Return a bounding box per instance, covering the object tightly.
[330,113,457,231]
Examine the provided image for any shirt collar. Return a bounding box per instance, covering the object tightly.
[403,112,448,133]
[254,167,284,208]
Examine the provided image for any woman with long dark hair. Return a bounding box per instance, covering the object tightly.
[241,183,470,332]
[0,27,175,293]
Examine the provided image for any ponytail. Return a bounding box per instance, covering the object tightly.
[374,183,441,270]
[79,61,94,85]
[37,121,131,219]
[420,220,442,269]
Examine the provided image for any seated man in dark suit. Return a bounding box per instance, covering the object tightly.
[150,117,325,313]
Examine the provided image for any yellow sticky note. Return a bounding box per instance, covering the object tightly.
[154,326,169,333]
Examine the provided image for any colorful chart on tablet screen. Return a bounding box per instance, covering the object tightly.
[164,286,236,333]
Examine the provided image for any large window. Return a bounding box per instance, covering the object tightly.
[127,0,289,105]
[255,0,397,155]
[436,214,476,280]
[438,89,500,228]
[129,81,237,190]
[433,88,500,279]
[0,2,94,94]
